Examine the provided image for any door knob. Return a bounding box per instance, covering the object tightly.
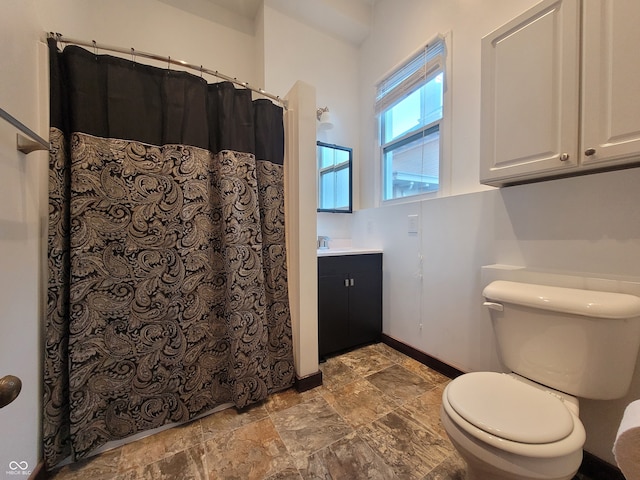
[559,153,570,161]
[0,375,22,408]
[585,148,596,156]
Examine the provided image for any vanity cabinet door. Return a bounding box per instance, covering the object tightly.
[581,0,640,168]
[480,0,580,186]
[348,255,382,348]
[318,272,350,358]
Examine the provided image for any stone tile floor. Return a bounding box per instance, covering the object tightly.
[48,342,596,479]
[49,343,466,479]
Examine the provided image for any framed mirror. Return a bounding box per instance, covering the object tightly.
[317,141,352,213]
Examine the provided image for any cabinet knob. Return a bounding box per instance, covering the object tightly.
[0,375,22,409]
[559,153,570,162]
[585,148,596,156]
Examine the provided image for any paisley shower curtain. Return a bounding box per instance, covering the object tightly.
[43,38,294,469]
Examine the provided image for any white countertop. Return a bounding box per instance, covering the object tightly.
[317,248,383,257]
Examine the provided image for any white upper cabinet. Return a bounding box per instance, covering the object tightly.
[581,0,640,168]
[480,0,580,185]
[480,0,640,186]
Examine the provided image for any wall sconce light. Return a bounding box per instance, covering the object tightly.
[316,106,334,130]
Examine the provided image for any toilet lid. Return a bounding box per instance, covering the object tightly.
[446,372,574,444]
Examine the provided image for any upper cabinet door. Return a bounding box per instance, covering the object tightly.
[480,0,580,185]
[581,0,640,167]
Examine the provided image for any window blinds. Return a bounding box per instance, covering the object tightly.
[375,35,446,115]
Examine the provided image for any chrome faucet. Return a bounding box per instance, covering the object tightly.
[317,236,330,249]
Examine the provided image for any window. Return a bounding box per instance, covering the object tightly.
[317,141,352,212]
[376,36,446,201]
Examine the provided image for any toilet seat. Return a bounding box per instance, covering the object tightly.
[442,372,586,458]
[446,372,574,443]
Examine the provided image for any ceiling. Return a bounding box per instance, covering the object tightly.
[161,0,376,45]
[265,0,375,45]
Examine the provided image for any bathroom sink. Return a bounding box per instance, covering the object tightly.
[317,248,382,257]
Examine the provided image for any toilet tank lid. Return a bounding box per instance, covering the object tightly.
[483,280,640,319]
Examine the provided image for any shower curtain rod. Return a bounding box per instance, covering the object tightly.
[48,33,288,109]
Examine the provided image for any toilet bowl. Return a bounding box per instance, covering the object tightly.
[441,372,585,480]
[439,280,640,480]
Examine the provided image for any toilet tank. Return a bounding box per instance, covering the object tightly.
[483,280,640,400]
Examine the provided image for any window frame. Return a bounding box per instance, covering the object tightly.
[375,33,452,206]
[381,121,441,200]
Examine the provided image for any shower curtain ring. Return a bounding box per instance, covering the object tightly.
[92,40,97,56]
[167,56,171,71]
[131,48,136,64]
[200,65,203,77]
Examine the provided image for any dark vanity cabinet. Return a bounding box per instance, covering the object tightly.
[318,253,382,358]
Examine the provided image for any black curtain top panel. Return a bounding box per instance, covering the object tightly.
[48,38,284,164]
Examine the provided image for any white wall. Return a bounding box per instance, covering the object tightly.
[354,0,640,465]
[263,5,360,150]
[284,81,320,378]
[358,0,537,209]
[0,1,47,476]
[34,0,258,86]
[262,5,361,242]
[352,191,502,373]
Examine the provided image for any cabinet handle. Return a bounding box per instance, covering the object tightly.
[344,279,349,287]
[350,278,355,287]
[585,148,596,156]
[559,153,570,161]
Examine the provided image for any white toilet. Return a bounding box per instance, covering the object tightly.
[441,280,640,480]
